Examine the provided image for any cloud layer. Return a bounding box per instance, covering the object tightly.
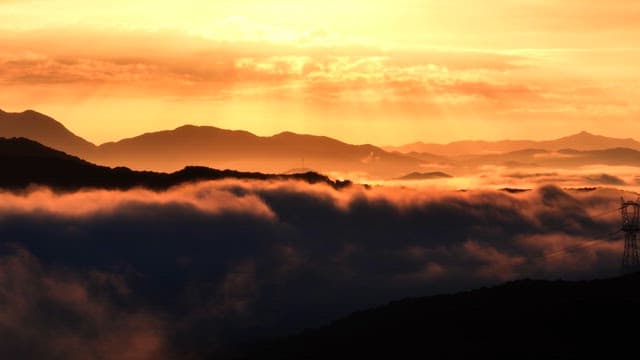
[0,180,627,357]
[2,26,639,145]
[0,245,168,360]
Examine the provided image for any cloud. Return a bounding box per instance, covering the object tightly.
[0,180,626,357]
[0,184,275,218]
[584,174,626,186]
[2,26,639,144]
[0,245,168,360]
[0,28,551,105]
[450,166,640,190]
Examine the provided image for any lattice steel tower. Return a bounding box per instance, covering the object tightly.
[621,197,640,273]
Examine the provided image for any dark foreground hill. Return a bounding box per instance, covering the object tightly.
[239,272,640,359]
[0,137,351,191]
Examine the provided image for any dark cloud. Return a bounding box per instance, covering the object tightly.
[0,181,625,357]
[584,173,626,186]
[0,245,168,360]
[481,170,632,188]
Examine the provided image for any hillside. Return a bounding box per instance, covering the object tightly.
[241,272,640,359]
[0,137,351,191]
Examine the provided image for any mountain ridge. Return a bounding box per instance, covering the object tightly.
[0,109,422,177]
[386,130,640,156]
[92,122,416,175]
[3,109,640,177]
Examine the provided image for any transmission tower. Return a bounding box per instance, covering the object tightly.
[621,197,640,273]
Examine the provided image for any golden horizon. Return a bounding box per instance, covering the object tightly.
[1,1,639,145]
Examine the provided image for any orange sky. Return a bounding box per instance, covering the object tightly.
[1,0,639,145]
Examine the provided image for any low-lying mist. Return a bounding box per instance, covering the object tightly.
[380,164,640,192]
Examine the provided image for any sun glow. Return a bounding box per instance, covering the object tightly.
[1,0,639,145]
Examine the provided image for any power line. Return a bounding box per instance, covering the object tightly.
[513,195,625,262]
[531,229,622,261]
[526,193,640,272]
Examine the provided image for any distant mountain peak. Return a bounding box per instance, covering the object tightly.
[565,131,635,142]
[395,171,453,180]
[174,124,200,131]
[565,130,600,138]
[0,109,96,155]
[167,124,258,138]
[2,109,67,130]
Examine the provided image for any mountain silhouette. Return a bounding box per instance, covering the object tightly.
[4,109,640,177]
[241,272,640,359]
[394,171,453,180]
[0,110,422,178]
[0,137,351,191]
[94,126,421,176]
[386,130,640,156]
[0,109,96,155]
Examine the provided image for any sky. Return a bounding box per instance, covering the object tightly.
[1,0,639,145]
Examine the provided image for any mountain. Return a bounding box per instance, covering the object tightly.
[0,109,96,155]
[394,171,452,180]
[402,151,450,163]
[552,131,640,150]
[0,137,351,191]
[387,139,539,157]
[386,131,640,156]
[92,126,423,177]
[0,110,423,178]
[4,109,640,178]
[241,272,640,359]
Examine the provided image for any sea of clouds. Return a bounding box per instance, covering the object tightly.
[0,180,627,358]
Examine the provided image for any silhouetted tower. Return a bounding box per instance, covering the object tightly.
[621,197,640,273]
